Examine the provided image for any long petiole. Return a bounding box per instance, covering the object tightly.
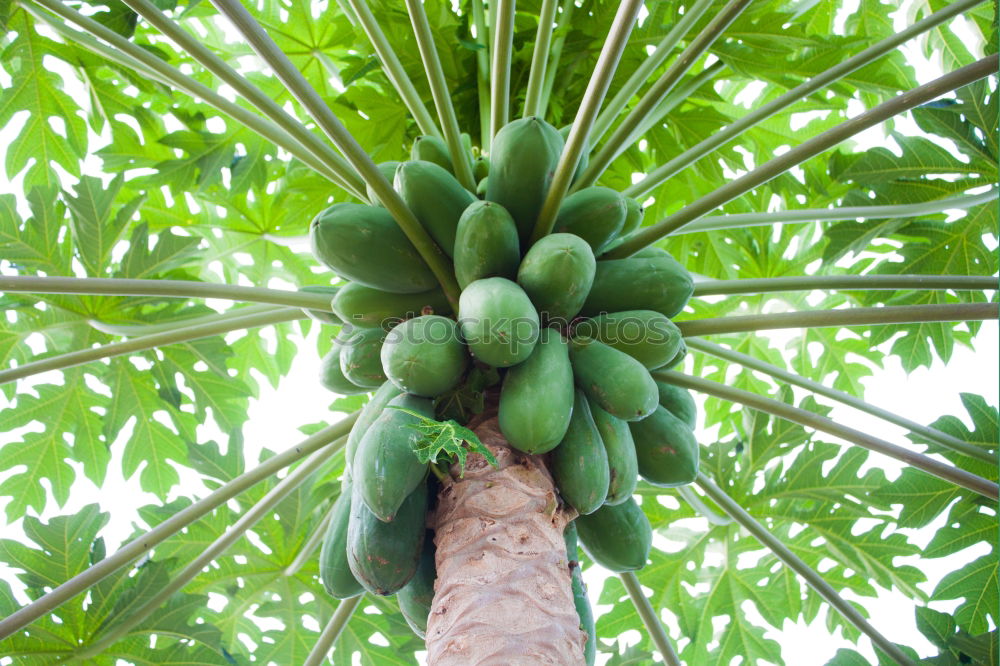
[692,274,999,296]
[695,474,917,666]
[68,439,348,659]
[0,308,306,387]
[529,0,645,244]
[404,0,477,190]
[22,0,367,200]
[606,56,999,256]
[303,595,365,666]
[0,413,358,641]
[675,302,998,337]
[472,0,491,148]
[208,0,461,308]
[490,0,516,140]
[342,0,443,139]
[523,0,559,119]
[536,0,575,120]
[590,0,716,142]
[0,275,336,310]
[656,371,999,500]
[620,572,682,666]
[624,0,987,200]
[686,337,996,463]
[669,187,999,235]
[575,0,752,189]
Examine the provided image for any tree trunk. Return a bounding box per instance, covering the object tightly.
[426,413,587,665]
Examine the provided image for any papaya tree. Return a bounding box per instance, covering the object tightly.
[0,0,997,663]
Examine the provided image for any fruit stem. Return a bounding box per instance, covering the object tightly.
[657,371,1000,500]
[342,0,444,140]
[686,337,997,464]
[0,307,305,387]
[403,0,478,190]
[21,0,369,201]
[606,55,999,256]
[207,0,462,308]
[675,302,999,337]
[67,439,348,660]
[574,0,752,190]
[590,0,716,142]
[696,473,918,666]
[662,187,999,235]
[529,0,645,244]
[489,0,516,141]
[623,0,988,200]
[620,571,682,666]
[0,414,358,642]
[0,275,336,310]
[523,0,559,119]
[303,595,365,666]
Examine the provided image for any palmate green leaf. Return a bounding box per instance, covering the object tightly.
[0,11,89,188]
[0,377,108,519]
[63,174,141,277]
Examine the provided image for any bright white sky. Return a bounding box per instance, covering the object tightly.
[1,0,997,664]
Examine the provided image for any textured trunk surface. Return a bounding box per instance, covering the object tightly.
[426,415,586,665]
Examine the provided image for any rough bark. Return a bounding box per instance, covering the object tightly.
[426,414,587,665]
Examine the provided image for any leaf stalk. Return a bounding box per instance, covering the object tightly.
[0,413,359,641]
[656,371,999,500]
[695,474,917,666]
[302,595,365,666]
[607,55,999,256]
[529,0,645,244]
[619,571,682,666]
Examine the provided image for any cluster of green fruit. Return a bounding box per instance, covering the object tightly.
[307,117,698,640]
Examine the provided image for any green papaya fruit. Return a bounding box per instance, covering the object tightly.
[654,380,697,429]
[564,522,596,666]
[411,135,453,173]
[552,186,627,252]
[395,160,476,258]
[516,233,596,324]
[319,484,365,599]
[453,201,520,289]
[340,327,388,389]
[628,405,699,487]
[366,161,401,205]
[310,203,437,293]
[620,196,643,236]
[381,315,468,397]
[347,479,427,595]
[476,176,489,198]
[486,117,564,243]
[498,328,574,454]
[299,285,340,323]
[473,155,490,181]
[332,282,450,330]
[551,390,611,516]
[569,337,658,421]
[661,338,687,370]
[575,497,651,572]
[588,399,638,506]
[320,333,369,395]
[574,310,682,369]
[345,381,402,471]
[397,532,436,638]
[353,393,433,522]
[458,277,540,367]
[581,248,693,318]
